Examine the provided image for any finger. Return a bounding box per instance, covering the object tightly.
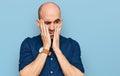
[58,25,61,35]
[56,25,60,36]
[45,24,50,37]
[38,19,43,34]
[55,25,59,39]
[41,19,46,36]
[44,22,48,36]
[53,26,57,39]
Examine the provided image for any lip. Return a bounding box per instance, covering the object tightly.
[49,32,54,35]
[49,32,54,38]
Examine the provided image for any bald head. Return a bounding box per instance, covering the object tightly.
[38,2,61,19]
[37,2,62,39]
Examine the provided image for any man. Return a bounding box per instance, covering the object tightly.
[19,2,84,76]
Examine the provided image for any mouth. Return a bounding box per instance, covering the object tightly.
[49,30,55,38]
[49,32,54,38]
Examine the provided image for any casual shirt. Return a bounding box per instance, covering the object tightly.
[19,35,84,76]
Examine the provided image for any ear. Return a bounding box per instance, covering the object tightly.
[36,19,40,27]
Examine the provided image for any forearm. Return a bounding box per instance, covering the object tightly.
[54,50,84,76]
[20,53,47,76]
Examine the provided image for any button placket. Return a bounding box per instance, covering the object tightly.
[50,70,53,74]
[49,49,54,75]
[50,57,53,61]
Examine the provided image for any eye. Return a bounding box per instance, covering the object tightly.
[44,21,51,25]
[54,19,61,24]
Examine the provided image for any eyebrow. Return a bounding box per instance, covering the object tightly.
[44,18,61,22]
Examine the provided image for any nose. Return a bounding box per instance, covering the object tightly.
[49,23,55,30]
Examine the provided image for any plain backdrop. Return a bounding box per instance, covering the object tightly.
[0,0,120,76]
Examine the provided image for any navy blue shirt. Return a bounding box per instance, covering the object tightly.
[19,35,84,76]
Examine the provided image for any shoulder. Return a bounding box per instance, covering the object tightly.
[63,36,81,55]
[60,35,81,56]
[60,35,80,47]
[21,35,40,46]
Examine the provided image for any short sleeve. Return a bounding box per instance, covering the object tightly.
[69,38,85,73]
[19,37,34,71]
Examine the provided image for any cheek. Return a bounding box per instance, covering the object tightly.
[55,26,57,29]
[47,26,50,29]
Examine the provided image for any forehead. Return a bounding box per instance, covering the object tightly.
[40,3,61,21]
[42,13,60,21]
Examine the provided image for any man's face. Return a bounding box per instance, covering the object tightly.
[43,18,62,39]
[40,4,62,39]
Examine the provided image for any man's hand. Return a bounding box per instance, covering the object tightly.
[52,24,62,52]
[37,19,51,50]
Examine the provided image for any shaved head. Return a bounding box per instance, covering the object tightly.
[37,2,62,39]
[38,2,61,19]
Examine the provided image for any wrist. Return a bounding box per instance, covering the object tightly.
[54,48,62,54]
[39,47,51,56]
[53,47,59,51]
[42,49,51,56]
[43,46,50,51]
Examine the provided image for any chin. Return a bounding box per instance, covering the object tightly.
[50,35,54,39]
[50,37,54,39]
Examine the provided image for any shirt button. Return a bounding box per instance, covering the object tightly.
[50,71,53,74]
[50,57,53,61]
